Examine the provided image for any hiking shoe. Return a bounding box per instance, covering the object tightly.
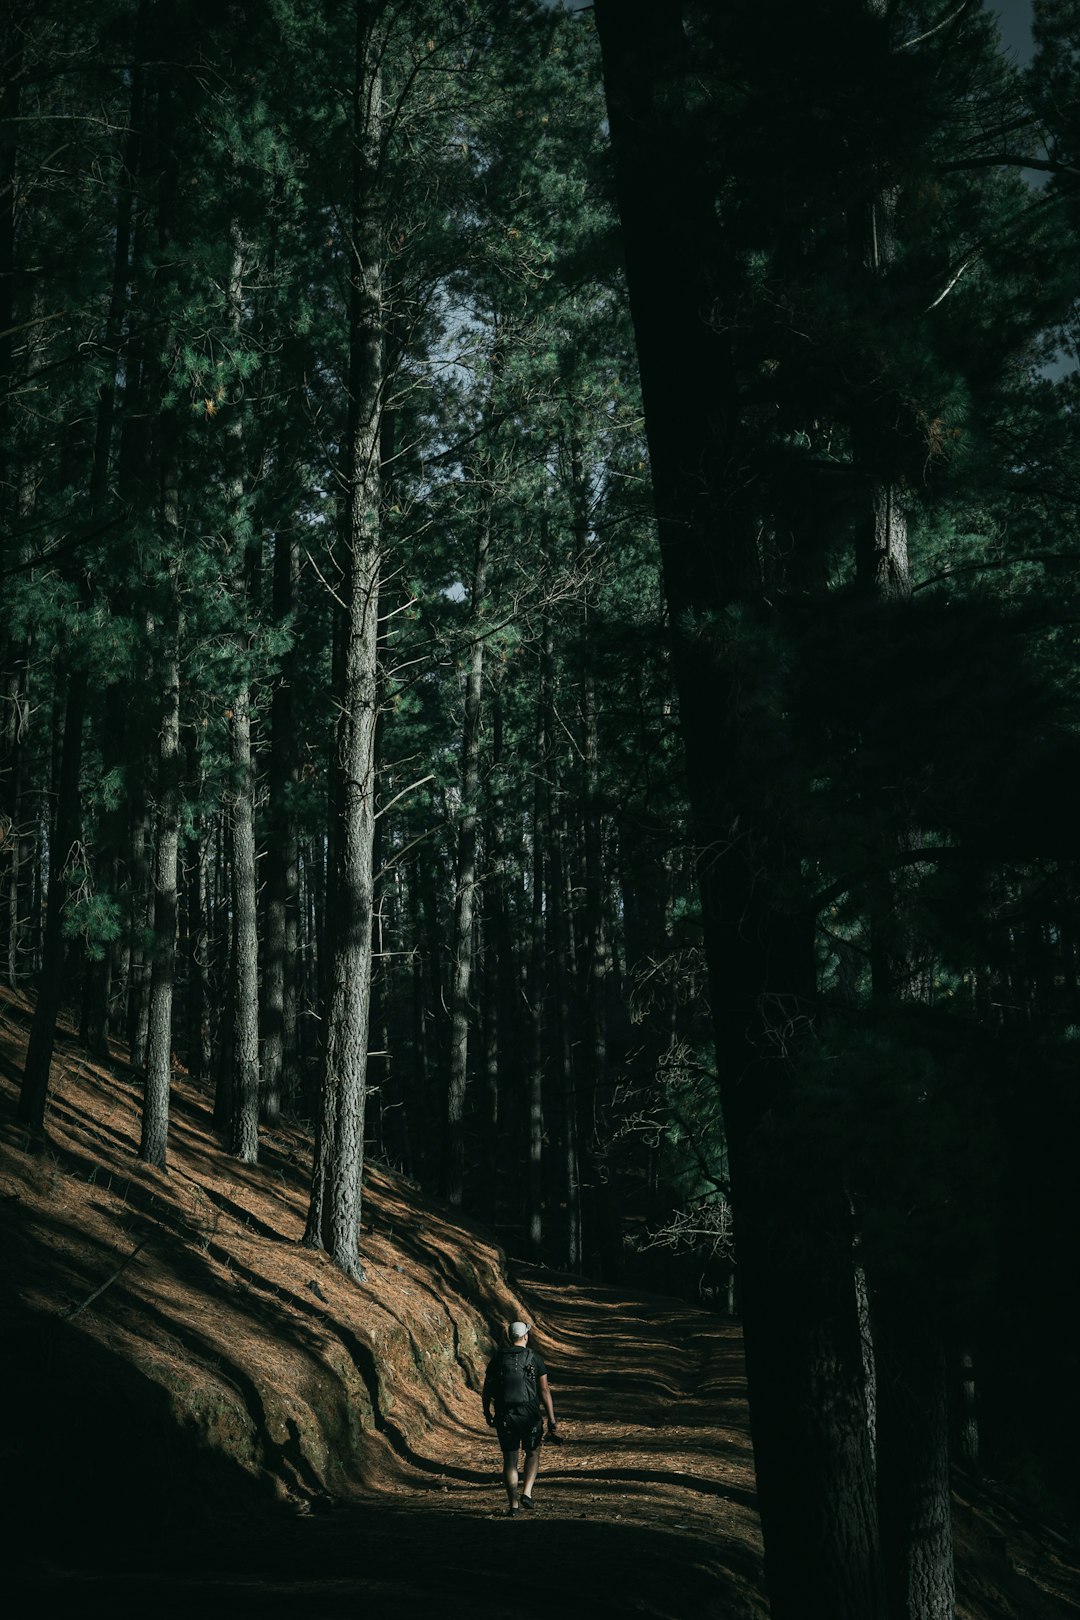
[520,1495,534,1511]
[507,1503,520,1517]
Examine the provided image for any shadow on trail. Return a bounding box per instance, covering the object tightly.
[15,1504,765,1620]
[545,1465,758,1510]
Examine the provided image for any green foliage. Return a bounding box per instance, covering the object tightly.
[62,888,125,963]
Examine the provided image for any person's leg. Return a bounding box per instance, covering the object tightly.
[521,1446,541,1501]
[502,1446,521,1509]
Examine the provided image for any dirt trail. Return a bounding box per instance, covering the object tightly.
[6,981,1080,1620]
[17,1270,766,1620]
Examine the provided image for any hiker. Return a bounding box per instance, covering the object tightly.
[482,1319,558,1516]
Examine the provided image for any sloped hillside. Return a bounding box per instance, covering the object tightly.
[3,984,1079,1620]
[0,985,525,1523]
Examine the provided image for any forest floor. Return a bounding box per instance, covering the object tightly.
[2,983,1079,1620]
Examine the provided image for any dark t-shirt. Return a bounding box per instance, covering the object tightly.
[483,1345,547,1413]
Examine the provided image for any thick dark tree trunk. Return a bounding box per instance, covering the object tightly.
[953,1348,979,1476]
[874,1302,956,1620]
[848,59,956,1609]
[595,6,885,1614]
[851,198,911,601]
[304,8,384,1279]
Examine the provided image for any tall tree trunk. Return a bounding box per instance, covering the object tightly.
[125,765,153,1067]
[137,53,183,1171]
[0,21,20,538]
[184,742,212,1086]
[550,796,580,1270]
[18,671,87,1128]
[262,530,300,1123]
[445,495,492,1206]
[526,691,546,1261]
[139,435,182,1170]
[407,858,431,1176]
[483,683,516,1222]
[848,35,956,1608]
[304,7,384,1279]
[81,686,128,1061]
[541,606,580,1270]
[223,219,261,1163]
[953,1348,979,1477]
[874,1303,956,1620]
[4,676,29,989]
[595,7,884,1614]
[418,843,445,1176]
[3,286,45,991]
[212,824,237,1134]
[570,424,611,1270]
[0,27,27,987]
[229,682,260,1160]
[78,82,140,1060]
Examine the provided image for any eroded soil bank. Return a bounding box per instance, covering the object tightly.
[2,986,1078,1619]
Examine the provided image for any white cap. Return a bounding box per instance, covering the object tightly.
[507,1320,530,1340]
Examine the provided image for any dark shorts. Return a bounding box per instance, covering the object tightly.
[495,1405,543,1455]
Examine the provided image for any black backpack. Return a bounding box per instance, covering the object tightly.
[494,1347,539,1413]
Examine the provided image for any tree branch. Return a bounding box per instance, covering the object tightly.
[65,1240,146,1321]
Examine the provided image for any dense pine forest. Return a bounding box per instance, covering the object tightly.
[3,1,1080,1614]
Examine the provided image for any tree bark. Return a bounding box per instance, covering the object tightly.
[223,219,261,1164]
[304,5,384,1279]
[228,681,260,1160]
[2,286,45,992]
[184,743,212,1086]
[18,671,87,1129]
[262,530,300,1123]
[445,494,492,1205]
[480,682,515,1226]
[0,29,26,988]
[526,690,546,1262]
[139,430,182,1170]
[571,424,610,1270]
[847,24,956,1604]
[125,762,153,1068]
[541,611,580,1270]
[594,6,885,1613]
[874,1303,956,1620]
[136,50,184,1171]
